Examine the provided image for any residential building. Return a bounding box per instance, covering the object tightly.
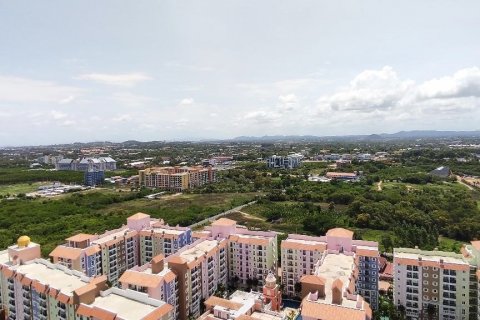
[139,166,217,191]
[393,247,475,320]
[49,212,192,285]
[138,220,192,265]
[198,286,296,320]
[282,228,380,310]
[119,255,179,319]
[166,238,228,320]
[55,157,117,171]
[206,218,278,289]
[84,170,104,186]
[75,287,174,320]
[325,171,359,181]
[266,154,302,169]
[0,236,173,320]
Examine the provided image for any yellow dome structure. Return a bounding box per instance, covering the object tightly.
[17,235,31,248]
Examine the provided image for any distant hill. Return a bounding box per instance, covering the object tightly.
[230,130,480,142]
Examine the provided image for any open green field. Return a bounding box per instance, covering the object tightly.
[0,191,259,256]
[0,182,45,196]
[0,168,84,185]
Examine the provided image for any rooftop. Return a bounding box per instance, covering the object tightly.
[14,261,88,295]
[211,217,237,226]
[394,248,469,270]
[177,239,220,263]
[89,290,161,319]
[91,228,133,246]
[315,253,356,308]
[326,228,354,239]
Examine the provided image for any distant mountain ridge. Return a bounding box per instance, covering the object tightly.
[230,130,480,142]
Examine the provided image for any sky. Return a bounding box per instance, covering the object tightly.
[1,0,480,146]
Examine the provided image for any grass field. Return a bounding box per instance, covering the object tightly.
[0,191,260,256]
[0,182,45,196]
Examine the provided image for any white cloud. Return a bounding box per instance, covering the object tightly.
[278,93,299,112]
[174,118,189,126]
[59,95,76,104]
[61,120,76,126]
[243,110,281,123]
[112,114,132,122]
[417,67,480,99]
[77,72,152,86]
[111,92,155,107]
[50,110,68,120]
[179,98,194,106]
[313,66,480,126]
[0,76,83,103]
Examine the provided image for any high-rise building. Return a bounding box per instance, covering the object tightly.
[166,238,228,320]
[49,213,192,285]
[393,246,476,320]
[0,236,174,320]
[281,228,380,310]
[119,254,179,319]
[266,154,303,169]
[207,218,278,289]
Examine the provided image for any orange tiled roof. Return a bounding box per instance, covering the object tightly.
[356,248,379,258]
[142,303,174,320]
[152,254,165,264]
[301,299,370,320]
[49,246,83,260]
[66,233,94,242]
[326,228,354,239]
[119,270,163,288]
[301,275,326,286]
[205,296,243,310]
[73,283,97,297]
[332,278,343,289]
[167,256,187,265]
[282,240,326,251]
[128,212,150,220]
[84,245,101,256]
[471,240,480,251]
[211,218,237,226]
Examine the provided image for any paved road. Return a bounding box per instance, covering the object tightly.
[189,201,257,229]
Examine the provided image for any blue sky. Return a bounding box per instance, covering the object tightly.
[1,0,480,145]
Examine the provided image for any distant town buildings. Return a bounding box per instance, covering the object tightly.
[325,171,359,181]
[139,166,216,191]
[202,156,234,166]
[266,154,303,169]
[56,157,117,171]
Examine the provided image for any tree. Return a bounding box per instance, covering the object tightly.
[294,282,302,295]
[328,202,335,211]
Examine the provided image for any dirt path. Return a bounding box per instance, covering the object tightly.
[237,211,265,221]
[377,180,383,191]
[456,175,475,191]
